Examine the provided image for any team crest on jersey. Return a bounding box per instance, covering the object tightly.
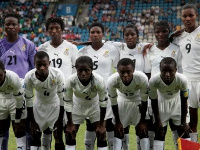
[171,51,176,57]
[175,85,180,90]
[64,48,69,55]
[138,47,142,53]
[195,33,200,42]
[103,50,109,57]
[135,85,140,90]
[21,45,26,51]
[51,79,56,86]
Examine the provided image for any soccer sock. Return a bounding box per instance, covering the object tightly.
[148,131,155,150]
[85,131,96,150]
[16,136,26,150]
[136,136,141,150]
[55,143,65,150]
[140,138,149,150]
[0,136,3,147]
[65,145,76,150]
[42,133,52,150]
[113,137,122,150]
[2,130,9,150]
[172,130,178,150]
[122,134,129,150]
[97,147,107,150]
[26,131,32,150]
[107,131,114,150]
[30,146,41,150]
[189,132,198,142]
[153,140,164,150]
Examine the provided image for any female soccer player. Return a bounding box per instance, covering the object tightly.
[170,3,200,143]
[24,51,65,150]
[65,56,108,150]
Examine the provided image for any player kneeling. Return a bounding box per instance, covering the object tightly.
[0,60,27,150]
[64,56,108,150]
[149,57,190,150]
[107,58,149,150]
[24,51,65,150]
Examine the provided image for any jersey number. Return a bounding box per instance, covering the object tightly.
[85,96,91,100]
[51,58,62,68]
[185,43,191,54]
[124,93,134,96]
[7,55,17,65]
[44,91,50,96]
[93,61,98,70]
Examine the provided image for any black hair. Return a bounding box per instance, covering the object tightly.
[89,22,104,34]
[0,60,5,71]
[46,17,65,31]
[181,3,198,14]
[160,57,177,69]
[123,24,139,38]
[154,20,171,32]
[75,56,93,70]
[34,51,49,62]
[3,13,21,24]
[117,58,135,69]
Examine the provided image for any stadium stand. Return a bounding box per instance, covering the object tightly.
[1,0,200,46]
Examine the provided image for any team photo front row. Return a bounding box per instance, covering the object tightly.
[0,52,191,150]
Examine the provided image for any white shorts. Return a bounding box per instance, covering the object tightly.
[105,98,113,120]
[112,100,141,128]
[0,98,27,120]
[156,97,181,127]
[188,81,200,108]
[33,100,60,131]
[72,102,100,124]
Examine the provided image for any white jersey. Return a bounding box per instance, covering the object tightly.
[149,72,188,100]
[107,71,148,105]
[78,43,119,82]
[24,67,65,107]
[144,43,182,76]
[38,40,78,79]
[173,26,200,81]
[64,72,107,112]
[0,70,24,108]
[106,41,148,72]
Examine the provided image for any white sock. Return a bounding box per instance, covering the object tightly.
[184,138,191,141]
[122,134,129,150]
[85,131,96,150]
[148,131,154,150]
[140,138,149,150]
[136,136,141,150]
[30,146,41,150]
[113,137,122,150]
[0,136,3,147]
[107,131,114,150]
[42,133,52,150]
[153,140,164,150]
[189,132,198,142]
[98,147,108,150]
[65,145,76,150]
[172,130,179,150]
[16,136,26,150]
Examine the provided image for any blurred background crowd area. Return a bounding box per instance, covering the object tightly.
[0,0,200,47]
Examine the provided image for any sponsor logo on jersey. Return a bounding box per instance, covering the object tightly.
[7,85,13,90]
[171,50,176,57]
[195,33,200,42]
[175,85,180,90]
[21,44,26,51]
[103,50,109,57]
[64,48,69,55]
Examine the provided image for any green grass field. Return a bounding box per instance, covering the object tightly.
[7,111,200,150]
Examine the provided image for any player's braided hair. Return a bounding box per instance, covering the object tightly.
[46,16,65,31]
[160,57,177,68]
[182,3,198,14]
[34,51,49,62]
[154,20,171,32]
[89,22,104,34]
[3,13,21,24]
[117,58,135,70]
[0,60,5,71]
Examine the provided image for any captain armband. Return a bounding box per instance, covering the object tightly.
[180,90,189,100]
